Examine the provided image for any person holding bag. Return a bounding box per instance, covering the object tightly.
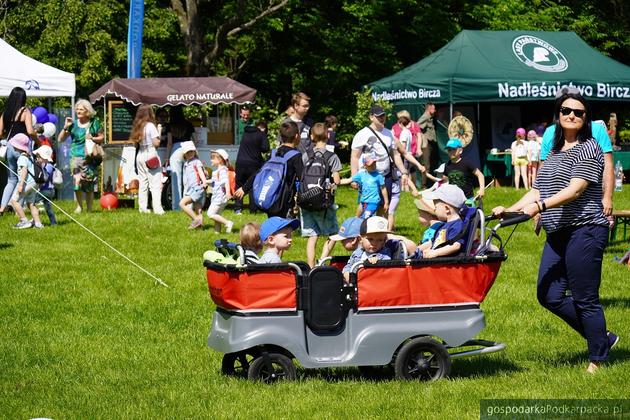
[58,99,104,213]
[129,104,164,215]
[0,87,39,215]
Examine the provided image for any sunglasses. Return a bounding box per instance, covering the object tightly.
[559,106,586,118]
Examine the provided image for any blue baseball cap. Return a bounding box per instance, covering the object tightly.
[329,217,363,241]
[445,138,463,149]
[260,217,300,242]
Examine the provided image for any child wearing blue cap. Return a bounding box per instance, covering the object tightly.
[443,138,485,200]
[258,217,300,264]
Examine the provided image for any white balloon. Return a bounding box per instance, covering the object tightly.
[31,114,37,127]
[43,122,57,137]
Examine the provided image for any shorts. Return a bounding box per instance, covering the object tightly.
[207,200,227,216]
[361,202,379,218]
[513,157,528,166]
[12,182,38,204]
[184,186,206,206]
[300,206,339,237]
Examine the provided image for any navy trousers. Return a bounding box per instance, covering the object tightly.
[537,224,610,362]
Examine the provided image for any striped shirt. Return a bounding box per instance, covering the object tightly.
[534,138,608,233]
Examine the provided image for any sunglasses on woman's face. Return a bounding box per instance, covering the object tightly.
[559,106,586,119]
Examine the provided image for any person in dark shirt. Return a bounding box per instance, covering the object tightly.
[442,138,485,200]
[234,121,303,218]
[234,121,270,214]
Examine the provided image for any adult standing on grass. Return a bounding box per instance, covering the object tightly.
[58,99,104,213]
[492,88,618,374]
[164,106,196,210]
[0,86,39,215]
[234,121,269,215]
[130,105,164,215]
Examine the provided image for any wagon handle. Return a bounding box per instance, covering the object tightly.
[496,213,531,228]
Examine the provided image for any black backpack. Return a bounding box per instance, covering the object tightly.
[297,149,334,211]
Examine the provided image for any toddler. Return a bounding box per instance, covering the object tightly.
[33,145,57,226]
[240,222,262,264]
[9,135,43,229]
[258,217,300,264]
[414,194,444,245]
[351,154,388,218]
[342,216,392,281]
[207,149,234,233]
[179,141,209,230]
[415,184,466,259]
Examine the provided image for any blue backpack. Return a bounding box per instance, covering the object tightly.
[252,148,300,211]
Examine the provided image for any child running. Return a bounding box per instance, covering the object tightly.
[179,141,209,230]
[206,149,234,233]
[351,154,388,218]
[258,216,300,264]
[33,145,57,226]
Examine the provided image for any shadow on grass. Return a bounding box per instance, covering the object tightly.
[546,347,630,368]
[601,297,630,309]
[0,242,14,250]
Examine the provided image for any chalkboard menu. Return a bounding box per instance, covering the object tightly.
[108,100,137,143]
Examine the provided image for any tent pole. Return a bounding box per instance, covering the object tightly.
[449,102,453,120]
[71,97,75,120]
[477,102,481,141]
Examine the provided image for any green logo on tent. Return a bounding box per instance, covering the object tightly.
[512,35,568,73]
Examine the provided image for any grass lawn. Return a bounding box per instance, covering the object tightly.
[1,184,629,419]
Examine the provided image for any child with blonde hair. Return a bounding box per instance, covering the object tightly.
[207,149,234,233]
[240,222,262,263]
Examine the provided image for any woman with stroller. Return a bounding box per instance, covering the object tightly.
[492,87,617,373]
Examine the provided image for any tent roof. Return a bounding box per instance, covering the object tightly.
[0,38,75,97]
[370,30,630,104]
[89,77,257,106]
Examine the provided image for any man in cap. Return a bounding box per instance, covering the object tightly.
[350,105,415,214]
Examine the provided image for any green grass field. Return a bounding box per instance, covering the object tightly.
[1,185,629,419]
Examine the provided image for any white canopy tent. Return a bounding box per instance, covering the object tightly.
[0,38,75,97]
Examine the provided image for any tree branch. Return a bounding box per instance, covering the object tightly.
[227,0,289,37]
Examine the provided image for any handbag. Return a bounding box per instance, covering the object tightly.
[84,121,105,161]
[52,165,64,186]
[145,154,161,169]
[0,117,16,162]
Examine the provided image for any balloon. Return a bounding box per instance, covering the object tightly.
[47,113,58,124]
[100,193,119,210]
[33,106,49,124]
[43,122,56,138]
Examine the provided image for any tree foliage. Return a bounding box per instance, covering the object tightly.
[2,0,630,132]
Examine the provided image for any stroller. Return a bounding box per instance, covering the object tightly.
[204,211,530,382]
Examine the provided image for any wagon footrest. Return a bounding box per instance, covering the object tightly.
[448,339,506,359]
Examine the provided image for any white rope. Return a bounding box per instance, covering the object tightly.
[0,158,169,287]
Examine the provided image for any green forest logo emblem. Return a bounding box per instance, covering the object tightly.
[512,35,568,73]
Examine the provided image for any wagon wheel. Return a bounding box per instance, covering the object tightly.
[394,337,451,381]
[221,351,258,377]
[247,353,296,382]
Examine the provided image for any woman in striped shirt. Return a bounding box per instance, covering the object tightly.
[492,87,617,374]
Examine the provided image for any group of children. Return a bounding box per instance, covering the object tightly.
[232,181,470,281]
[510,127,541,190]
[6,133,57,229]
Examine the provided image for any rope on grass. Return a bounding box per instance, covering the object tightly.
[0,159,169,288]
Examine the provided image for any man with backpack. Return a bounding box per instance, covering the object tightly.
[234,121,303,219]
[297,123,342,267]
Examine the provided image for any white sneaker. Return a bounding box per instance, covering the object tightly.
[33,223,44,229]
[153,209,165,215]
[139,209,151,214]
[14,219,32,229]
[226,221,234,233]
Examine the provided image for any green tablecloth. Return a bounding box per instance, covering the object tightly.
[483,152,513,178]
[613,151,630,171]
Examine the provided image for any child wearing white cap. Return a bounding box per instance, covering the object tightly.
[33,145,57,226]
[415,184,466,259]
[179,141,209,230]
[342,216,392,282]
[206,149,234,233]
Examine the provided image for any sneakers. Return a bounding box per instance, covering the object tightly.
[33,223,44,229]
[226,221,234,233]
[153,209,165,215]
[234,210,242,215]
[14,219,32,229]
[139,209,151,214]
[608,331,620,349]
[74,206,82,214]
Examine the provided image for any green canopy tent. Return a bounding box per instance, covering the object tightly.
[369,30,630,167]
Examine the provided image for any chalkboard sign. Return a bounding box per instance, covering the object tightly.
[108,100,137,143]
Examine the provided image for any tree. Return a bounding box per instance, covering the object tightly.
[169,0,289,76]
